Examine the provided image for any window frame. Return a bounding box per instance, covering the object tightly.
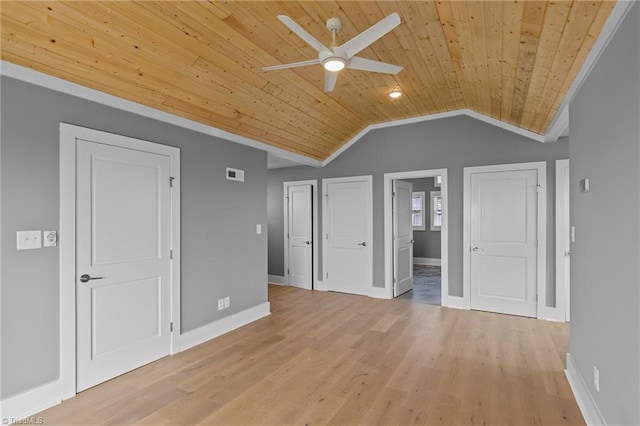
[411,191,426,231]
[430,190,442,231]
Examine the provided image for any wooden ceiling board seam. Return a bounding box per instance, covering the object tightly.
[518,0,573,131]
[50,1,201,66]
[161,95,329,159]
[510,1,548,127]
[208,3,368,132]
[465,1,493,117]
[372,2,444,115]
[540,1,615,130]
[383,2,451,113]
[499,0,525,125]
[416,1,466,111]
[143,2,359,144]
[532,1,601,128]
[447,0,482,112]
[484,1,505,118]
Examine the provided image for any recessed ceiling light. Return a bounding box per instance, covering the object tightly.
[389,90,402,99]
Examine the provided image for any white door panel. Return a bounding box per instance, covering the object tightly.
[324,177,372,296]
[77,139,172,391]
[470,169,537,317]
[287,184,313,289]
[393,180,413,297]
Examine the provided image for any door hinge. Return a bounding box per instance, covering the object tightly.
[287,233,290,239]
[536,184,541,192]
[169,176,175,187]
[326,233,328,239]
[287,269,290,275]
[170,249,173,259]
[326,272,328,279]
[170,322,173,332]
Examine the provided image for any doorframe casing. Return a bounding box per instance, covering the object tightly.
[59,123,181,399]
[462,161,547,318]
[383,169,449,303]
[283,180,318,289]
[321,175,373,295]
[555,159,570,322]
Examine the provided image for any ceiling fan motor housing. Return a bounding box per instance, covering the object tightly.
[326,17,342,32]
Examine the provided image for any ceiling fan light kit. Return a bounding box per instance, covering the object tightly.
[389,90,402,99]
[263,13,404,92]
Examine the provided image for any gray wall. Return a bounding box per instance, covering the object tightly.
[1,77,268,399]
[406,178,441,259]
[569,4,640,425]
[268,115,568,301]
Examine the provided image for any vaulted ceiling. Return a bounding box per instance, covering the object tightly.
[1,1,616,162]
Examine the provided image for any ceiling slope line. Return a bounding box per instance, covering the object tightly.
[321,108,562,167]
[0,60,324,168]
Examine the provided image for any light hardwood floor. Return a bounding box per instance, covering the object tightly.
[37,285,583,425]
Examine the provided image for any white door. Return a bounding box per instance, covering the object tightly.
[393,180,413,297]
[324,176,372,296]
[287,184,313,289]
[76,139,172,391]
[470,169,538,317]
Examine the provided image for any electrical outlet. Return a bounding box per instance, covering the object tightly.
[224,296,230,309]
[594,366,600,392]
[218,299,224,311]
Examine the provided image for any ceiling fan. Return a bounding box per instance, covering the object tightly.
[263,13,403,92]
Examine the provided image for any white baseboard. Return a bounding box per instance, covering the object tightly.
[444,295,469,310]
[180,302,271,351]
[413,257,442,266]
[538,306,566,322]
[314,280,328,291]
[369,286,391,299]
[565,353,606,426]
[267,274,286,285]
[1,380,60,423]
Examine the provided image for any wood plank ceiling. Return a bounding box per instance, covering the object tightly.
[1,1,615,161]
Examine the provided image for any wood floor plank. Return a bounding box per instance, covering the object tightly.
[33,285,584,425]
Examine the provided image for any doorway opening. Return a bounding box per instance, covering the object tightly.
[383,169,449,306]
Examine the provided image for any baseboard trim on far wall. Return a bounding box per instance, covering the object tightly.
[267,275,286,285]
[0,379,61,423]
[180,302,270,352]
[369,286,390,299]
[565,353,606,426]
[413,257,442,266]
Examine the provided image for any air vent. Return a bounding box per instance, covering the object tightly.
[226,167,244,182]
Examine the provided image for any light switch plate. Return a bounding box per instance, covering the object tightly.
[256,224,262,235]
[17,230,42,250]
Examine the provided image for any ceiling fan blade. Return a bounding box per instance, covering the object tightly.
[340,13,401,58]
[262,59,321,71]
[324,71,338,92]
[346,57,403,74]
[278,15,330,53]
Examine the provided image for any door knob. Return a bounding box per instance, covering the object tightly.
[357,242,366,247]
[410,240,415,244]
[472,246,483,251]
[305,241,311,245]
[80,274,104,283]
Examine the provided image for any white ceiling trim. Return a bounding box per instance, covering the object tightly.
[0,61,323,168]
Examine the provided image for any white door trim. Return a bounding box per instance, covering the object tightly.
[283,180,318,289]
[59,123,181,400]
[322,175,373,295]
[383,169,449,303]
[463,161,546,317]
[556,159,570,322]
